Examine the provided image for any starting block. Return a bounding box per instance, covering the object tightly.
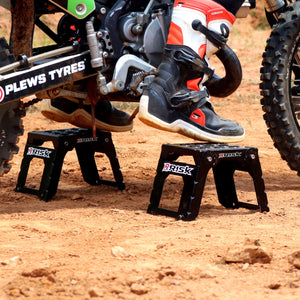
[15,128,125,201]
[147,143,269,221]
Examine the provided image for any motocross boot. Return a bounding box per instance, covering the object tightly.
[41,98,133,132]
[139,0,244,142]
[139,45,244,143]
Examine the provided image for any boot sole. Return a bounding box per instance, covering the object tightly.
[41,99,133,132]
[139,95,245,143]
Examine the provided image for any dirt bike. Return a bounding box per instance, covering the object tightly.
[0,0,245,177]
[0,0,298,178]
[261,0,300,176]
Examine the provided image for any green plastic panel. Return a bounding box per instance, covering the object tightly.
[49,0,95,19]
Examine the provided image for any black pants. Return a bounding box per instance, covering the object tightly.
[213,0,245,15]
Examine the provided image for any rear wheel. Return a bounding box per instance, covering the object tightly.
[0,38,24,177]
[0,101,24,176]
[260,2,300,175]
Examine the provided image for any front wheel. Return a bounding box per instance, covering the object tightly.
[260,1,300,175]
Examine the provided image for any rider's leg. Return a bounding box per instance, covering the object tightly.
[41,98,133,132]
[139,0,245,142]
[9,2,133,132]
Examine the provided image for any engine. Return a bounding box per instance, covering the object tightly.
[118,8,169,67]
[56,0,172,68]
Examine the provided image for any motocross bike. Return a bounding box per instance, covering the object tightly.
[0,0,244,177]
[261,0,300,175]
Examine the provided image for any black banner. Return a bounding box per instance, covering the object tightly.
[0,51,96,105]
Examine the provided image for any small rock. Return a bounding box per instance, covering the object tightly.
[244,238,261,246]
[70,279,78,285]
[224,246,272,264]
[195,264,220,279]
[47,274,56,283]
[89,288,103,297]
[156,243,165,250]
[268,283,281,290]
[288,250,300,269]
[158,267,176,280]
[126,276,143,287]
[130,283,149,295]
[72,288,84,296]
[19,286,32,297]
[138,138,147,144]
[1,256,21,266]
[109,286,123,294]
[111,246,127,258]
[27,182,37,189]
[21,267,55,278]
[199,270,216,279]
[9,288,20,297]
[71,194,83,200]
[289,281,300,288]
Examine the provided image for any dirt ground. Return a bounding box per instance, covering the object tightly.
[0,4,299,300]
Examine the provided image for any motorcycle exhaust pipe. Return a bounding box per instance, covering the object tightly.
[204,43,242,98]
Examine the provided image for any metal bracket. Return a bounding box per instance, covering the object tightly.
[100,54,157,95]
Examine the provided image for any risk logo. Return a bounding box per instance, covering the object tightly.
[162,163,194,176]
[77,137,98,143]
[219,152,242,158]
[27,147,52,158]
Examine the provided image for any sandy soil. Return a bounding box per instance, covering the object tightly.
[0,4,299,300]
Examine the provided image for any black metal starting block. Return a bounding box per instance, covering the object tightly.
[15,128,125,201]
[147,143,269,221]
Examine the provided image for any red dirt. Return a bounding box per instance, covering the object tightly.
[0,4,299,300]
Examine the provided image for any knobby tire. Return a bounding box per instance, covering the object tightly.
[260,1,300,175]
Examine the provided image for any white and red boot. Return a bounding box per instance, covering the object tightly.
[139,0,245,142]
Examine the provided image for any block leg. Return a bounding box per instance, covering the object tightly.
[147,157,170,214]
[76,143,100,185]
[177,168,209,221]
[245,153,269,212]
[213,162,239,209]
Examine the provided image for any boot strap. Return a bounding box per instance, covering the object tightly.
[169,88,209,109]
[165,45,214,78]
